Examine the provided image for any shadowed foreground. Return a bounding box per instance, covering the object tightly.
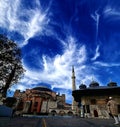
[0,116,119,127]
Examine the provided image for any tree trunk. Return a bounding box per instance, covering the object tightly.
[2,66,16,98]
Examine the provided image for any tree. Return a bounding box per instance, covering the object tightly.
[0,34,25,97]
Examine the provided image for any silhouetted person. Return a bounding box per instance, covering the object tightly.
[107,97,120,125]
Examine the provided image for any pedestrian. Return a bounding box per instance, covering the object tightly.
[107,96,120,125]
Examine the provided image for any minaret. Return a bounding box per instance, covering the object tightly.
[72,66,77,110]
[72,66,76,91]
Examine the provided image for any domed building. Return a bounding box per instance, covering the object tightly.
[73,79,120,118]
[13,86,72,116]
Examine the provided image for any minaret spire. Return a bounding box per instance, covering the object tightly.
[71,66,77,111]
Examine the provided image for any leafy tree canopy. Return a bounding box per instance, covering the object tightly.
[0,34,25,97]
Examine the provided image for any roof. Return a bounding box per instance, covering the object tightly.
[89,81,99,87]
[32,86,52,92]
[72,86,120,102]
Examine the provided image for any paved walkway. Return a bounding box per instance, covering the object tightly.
[0,117,42,127]
[43,117,120,127]
[0,116,120,127]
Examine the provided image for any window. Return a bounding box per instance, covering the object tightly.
[86,105,90,113]
[118,105,120,113]
[83,105,90,113]
[34,102,38,107]
[91,99,96,104]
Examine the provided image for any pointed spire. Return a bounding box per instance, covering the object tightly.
[72,65,75,79]
[72,65,74,72]
[92,76,94,81]
[109,78,112,82]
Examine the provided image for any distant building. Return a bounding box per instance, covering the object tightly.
[72,80,120,118]
[13,86,73,116]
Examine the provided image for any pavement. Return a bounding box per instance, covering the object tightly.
[0,116,120,127]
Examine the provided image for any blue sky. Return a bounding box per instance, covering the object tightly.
[0,0,120,104]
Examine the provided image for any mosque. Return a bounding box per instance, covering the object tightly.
[13,86,73,116]
[9,66,79,116]
[7,66,79,116]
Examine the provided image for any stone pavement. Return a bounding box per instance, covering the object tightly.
[43,116,120,127]
[0,117,42,127]
[0,116,120,127]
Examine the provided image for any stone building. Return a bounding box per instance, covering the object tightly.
[72,80,120,118]
[13,86,73,116]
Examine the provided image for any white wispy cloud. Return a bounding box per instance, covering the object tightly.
[93,61,120,67]
[91,45,100,61]
[10,35,94,103]
[0,0,51,46]
[103,6,120,19]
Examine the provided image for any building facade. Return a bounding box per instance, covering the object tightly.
[72,81,120,118]
[13,86,73,116]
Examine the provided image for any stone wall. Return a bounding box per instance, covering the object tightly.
[80,95,120,118]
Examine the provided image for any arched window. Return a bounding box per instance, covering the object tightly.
[94,110,98,117]
[67,111,73,116]
[51,110,57,116]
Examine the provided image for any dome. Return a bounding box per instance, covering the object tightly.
[79,84,86,89]
[107,81,117,87]
[89,81,99,87]
[32,86,52,92]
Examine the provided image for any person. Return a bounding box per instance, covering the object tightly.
[107,96,120,125]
